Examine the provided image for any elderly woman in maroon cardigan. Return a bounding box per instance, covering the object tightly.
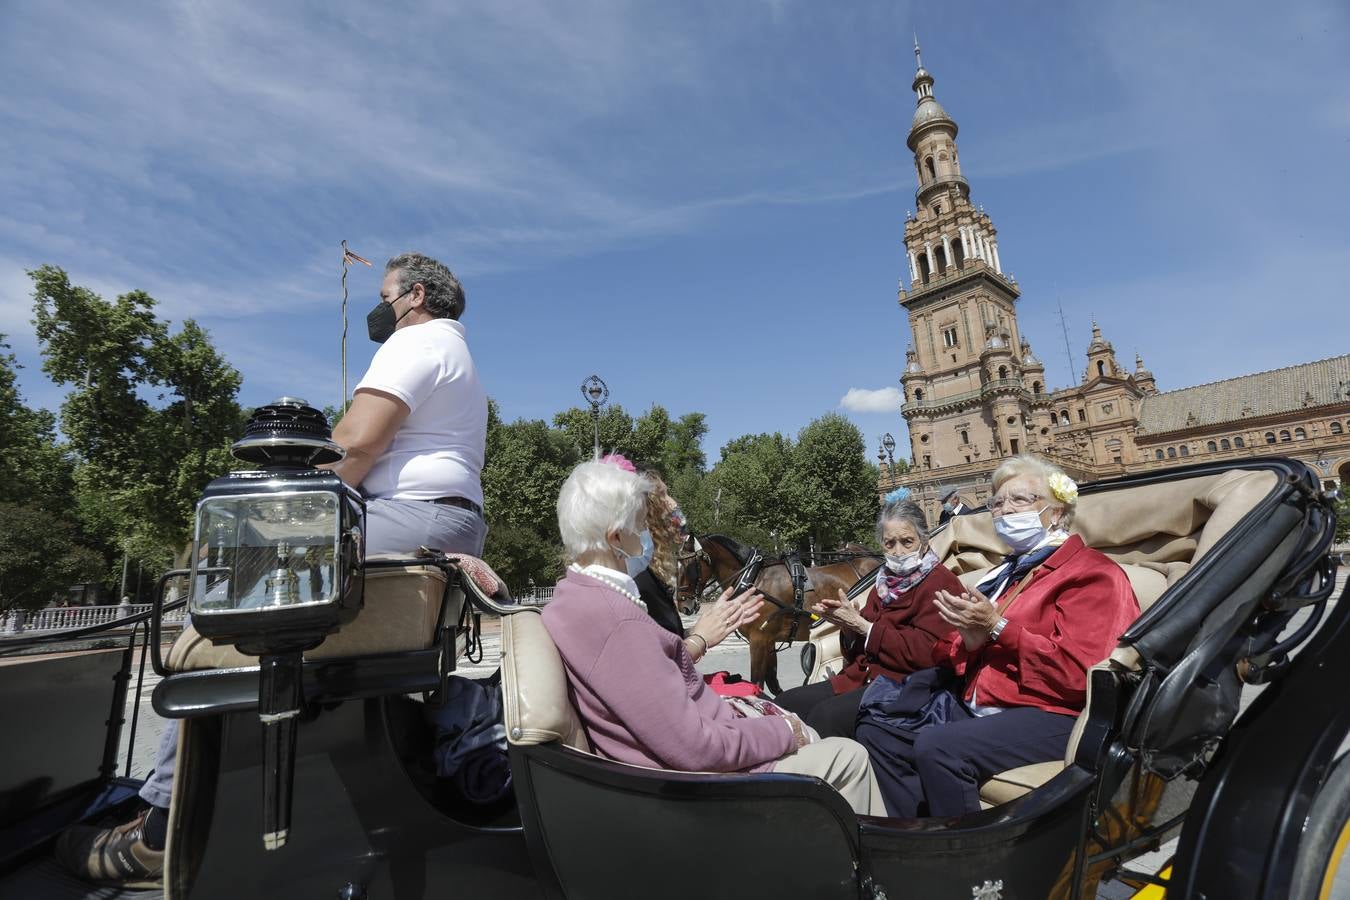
[775,489,961,738]
[855,454,1140,818]
[541,458,886,816]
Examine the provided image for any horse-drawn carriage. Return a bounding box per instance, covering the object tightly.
[0,405,1343,899]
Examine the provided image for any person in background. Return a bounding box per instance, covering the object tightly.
[542,459,886,815]
[938,488,969,525]
[774,488,960,737]
[856,455,1139,818]
[603,455,762,668]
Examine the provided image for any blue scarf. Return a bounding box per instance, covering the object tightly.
[975,543,1060,600]
[874,549,940,606]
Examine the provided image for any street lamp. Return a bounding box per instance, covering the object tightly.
[580,375,609,459]
[882,433,896,468]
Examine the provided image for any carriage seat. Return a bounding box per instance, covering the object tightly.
[166,553,508,672]
[499,607,591,751]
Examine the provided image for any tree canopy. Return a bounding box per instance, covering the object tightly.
[3,266,887,607]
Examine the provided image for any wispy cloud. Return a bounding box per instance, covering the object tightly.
[841,387,903,414]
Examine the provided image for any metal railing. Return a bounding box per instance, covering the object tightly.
[2,602,189,636]
[512,586,555,607]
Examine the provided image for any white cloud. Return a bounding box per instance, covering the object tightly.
[840,387,903,413]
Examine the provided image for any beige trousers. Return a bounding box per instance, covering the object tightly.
[773,736,885,816]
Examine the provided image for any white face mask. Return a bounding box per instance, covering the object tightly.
[612,529,654,578]
[884,551,923,574]
[994,508,1049,554]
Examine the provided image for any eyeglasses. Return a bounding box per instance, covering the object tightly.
[985,492,1042,513]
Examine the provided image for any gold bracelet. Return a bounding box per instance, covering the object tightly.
[686,634,708,658]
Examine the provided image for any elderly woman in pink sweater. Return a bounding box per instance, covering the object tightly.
[541,458,885,816]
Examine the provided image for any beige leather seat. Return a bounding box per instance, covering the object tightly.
[804,468,1278,806]
[166,557,460,671]
[499,607,591,752]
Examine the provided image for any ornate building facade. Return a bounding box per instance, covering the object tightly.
[883,45,1350,522]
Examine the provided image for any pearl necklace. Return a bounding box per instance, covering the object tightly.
[569,563,646,611]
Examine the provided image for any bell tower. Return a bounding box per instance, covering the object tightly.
[896,41,1048,514]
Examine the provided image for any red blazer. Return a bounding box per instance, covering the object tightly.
[829,563,962,694]
[935,535,1140,717]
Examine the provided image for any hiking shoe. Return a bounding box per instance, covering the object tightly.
[54,807,164,888]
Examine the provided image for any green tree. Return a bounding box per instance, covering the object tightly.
[29,266,244,586]
[0,337,75,516]
[482,401,583,587]
[0,503,104,612]
[701,432,794,548]
[779,414,880,550]
[663,412,708,477]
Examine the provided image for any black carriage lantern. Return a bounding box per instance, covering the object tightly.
[882,433,896,468]
[187,397,365,851]
[580,374,609,459]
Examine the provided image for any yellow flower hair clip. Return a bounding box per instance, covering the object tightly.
[1047,471,1079,505]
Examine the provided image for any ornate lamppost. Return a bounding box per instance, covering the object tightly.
[580,375,609,459]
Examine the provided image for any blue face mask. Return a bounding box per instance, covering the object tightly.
[613,529,654,578]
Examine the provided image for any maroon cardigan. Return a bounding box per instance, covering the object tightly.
[935,535,1140,717]
[828,563,962,694]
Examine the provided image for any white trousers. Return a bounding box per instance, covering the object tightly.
[773,736,885,816]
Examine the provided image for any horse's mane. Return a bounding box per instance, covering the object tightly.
[700,533,755,565]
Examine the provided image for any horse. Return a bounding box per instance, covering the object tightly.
[692,534,881,696]
[675,534,718,616]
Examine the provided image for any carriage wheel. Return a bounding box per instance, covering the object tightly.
[1290,751,1350,899]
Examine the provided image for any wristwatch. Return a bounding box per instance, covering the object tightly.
[988,616,1009,643]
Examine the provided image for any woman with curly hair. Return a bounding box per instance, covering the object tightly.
[774,487,961,739]
[600,456,759,664]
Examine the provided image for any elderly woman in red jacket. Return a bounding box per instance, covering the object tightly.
[855,454,1140,818]
[775,488,961,738]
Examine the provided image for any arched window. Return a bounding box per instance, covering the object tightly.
[1279,430,1291,442]
[914,389,924,402]
[1179,445,1189,457]
[1032,381,1042,394]
[1220,438,1231,450]
[925,156,936,180]
[998,366,1008,380]
[1058,410,1069,426]
[960,430,969,445]
[1332,422,1345,435]
[918,253,931,285]
[1206,440,1217,452]
[1294,427,1307,440]
[1155,449,1164,460]
[1167,447,1177,458]
[1265,432,1276,444]
[1234,436,1245,448]
[1097,360,1106,378]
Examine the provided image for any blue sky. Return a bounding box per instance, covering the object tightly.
[3,1,1348,464]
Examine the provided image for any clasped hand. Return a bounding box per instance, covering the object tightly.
[688,585,765,650]
[811,588,867,634]
[932,587,1001,651]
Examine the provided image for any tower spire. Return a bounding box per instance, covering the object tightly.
[914,33,923,71]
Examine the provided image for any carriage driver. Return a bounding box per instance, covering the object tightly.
[57,251,489,888]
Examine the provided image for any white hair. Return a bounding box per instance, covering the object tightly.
[557,460,653,561]
[992,453,1076,527]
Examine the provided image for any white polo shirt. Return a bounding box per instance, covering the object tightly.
[355,318,487,505]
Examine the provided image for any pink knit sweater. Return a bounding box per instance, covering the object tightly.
[541,569,794,773]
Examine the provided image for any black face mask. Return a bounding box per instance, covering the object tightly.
[366,289,415,343]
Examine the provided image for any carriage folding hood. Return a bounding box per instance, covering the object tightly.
[187,397,365,849]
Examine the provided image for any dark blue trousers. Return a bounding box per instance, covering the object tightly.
[855,702,1076,818]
